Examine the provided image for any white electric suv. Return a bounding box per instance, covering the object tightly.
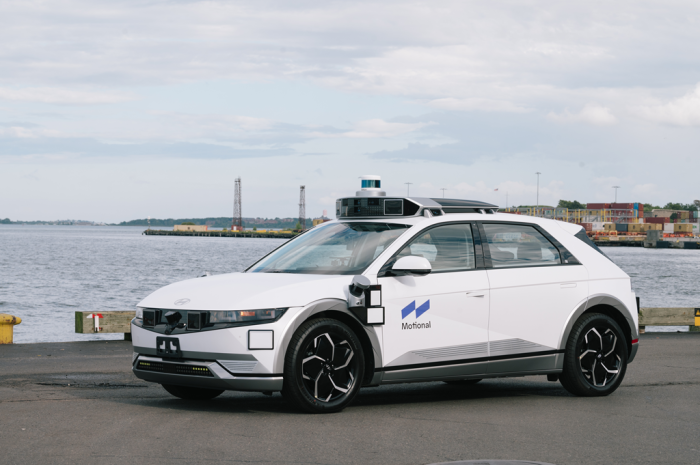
[132,185,639,413]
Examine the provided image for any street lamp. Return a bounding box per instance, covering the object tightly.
[441,188,447,198]
[405,182,413,196]
[612,186,620,203]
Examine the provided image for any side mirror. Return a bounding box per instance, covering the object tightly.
[392,256,432,276]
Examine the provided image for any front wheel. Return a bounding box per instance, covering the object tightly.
[161,384,225,400]
[560,313,628,397]
[282,318,365,413]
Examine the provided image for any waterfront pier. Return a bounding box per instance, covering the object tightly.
[143,229,297,239]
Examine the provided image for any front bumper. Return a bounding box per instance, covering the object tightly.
[133,355,283,392]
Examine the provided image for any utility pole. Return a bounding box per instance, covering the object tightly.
[613,186,620,203]
[535,172,541,216]
[405,182,413,196]
[232,177,242,231]
[506,193,509,210]
[298,185,306,231]
[441,188,447,198]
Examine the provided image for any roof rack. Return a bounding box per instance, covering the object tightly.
[335,196,498,218]
[431,198,498,209]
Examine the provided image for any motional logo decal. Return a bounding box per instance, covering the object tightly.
[174,298,190,306]
[401,300,430,319]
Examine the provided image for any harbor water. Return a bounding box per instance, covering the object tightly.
[1,225,697,343]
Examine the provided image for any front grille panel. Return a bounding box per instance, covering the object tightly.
[137,361,214,377]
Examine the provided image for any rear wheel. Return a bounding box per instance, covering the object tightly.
[282,318,364,413]
[560,313,628,397]
[161,384,225,400]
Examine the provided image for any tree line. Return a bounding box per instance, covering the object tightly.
[555,200,699,212]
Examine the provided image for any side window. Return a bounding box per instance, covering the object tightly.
[481,223,561,268]
[395,223,476,272]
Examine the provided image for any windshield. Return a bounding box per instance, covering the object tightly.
[247,222,410,275]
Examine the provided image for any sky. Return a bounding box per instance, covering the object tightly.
[1,0,700,222]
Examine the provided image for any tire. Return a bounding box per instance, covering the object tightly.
[444,379,482,386]
[161,384,225,400]
[282,318,365,413]
[560,313,628,397]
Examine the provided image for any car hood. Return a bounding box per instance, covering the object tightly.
[137,272,352,311]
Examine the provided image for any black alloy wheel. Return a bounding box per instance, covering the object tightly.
[161,384,225,400]
[560,313,628,397]
[283,318,364,413]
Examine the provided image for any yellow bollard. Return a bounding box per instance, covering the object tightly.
[0,314,22,344]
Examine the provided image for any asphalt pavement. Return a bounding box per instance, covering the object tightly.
[0,333,698,465]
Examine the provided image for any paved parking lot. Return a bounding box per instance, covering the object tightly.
[0,333,698,465]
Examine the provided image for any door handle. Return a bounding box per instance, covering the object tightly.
[560,283,577,289]
[466,292,485,298]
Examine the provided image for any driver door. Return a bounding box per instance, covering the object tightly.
[377,223,490,382]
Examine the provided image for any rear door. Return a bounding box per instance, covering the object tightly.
[479,222,588,374]
[378,222,490,381]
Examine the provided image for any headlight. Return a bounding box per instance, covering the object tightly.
[208,308,287,324]
[135,308,143,319]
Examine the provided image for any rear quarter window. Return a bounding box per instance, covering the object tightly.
[574,229,610,260]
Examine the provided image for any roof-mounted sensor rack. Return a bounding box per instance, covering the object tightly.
[335,176,498,219]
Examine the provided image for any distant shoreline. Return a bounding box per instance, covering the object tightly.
[1,216,317,229]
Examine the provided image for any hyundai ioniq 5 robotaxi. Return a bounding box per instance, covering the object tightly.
[132,176,639,413]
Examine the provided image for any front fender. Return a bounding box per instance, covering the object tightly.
[272,298,383,377]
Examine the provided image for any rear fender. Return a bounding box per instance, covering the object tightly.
[557,294,638,365]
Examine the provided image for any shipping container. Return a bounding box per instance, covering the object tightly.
[611,203,634,210]
[644,217,669,224]
[663,224,675,233]
[576,223,593,232]
[603,223,615,231]
[586,203,610,209]
[615,223,628,232]
[647,224,663,231]
[674,224,693,233]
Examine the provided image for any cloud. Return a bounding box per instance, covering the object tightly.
[632,183,657,195]
[633,84,700,126]
[0,87,134,105]
[0,124,60,138]
[308,119,434,139]
[547,103,618,126]
[1,0,697,108]
[370,142,477,164]
[427,98,530,113]
[592,176,623,187]
[0,136,293,159]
